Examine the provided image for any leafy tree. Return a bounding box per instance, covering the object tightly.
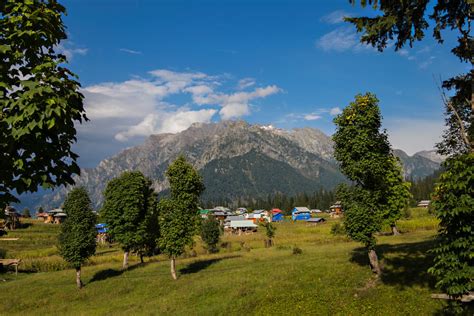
[380,157,412,235]
[260,221,276,248]
[200,217,221,253]
[22,207,31,218]
[346,1,473,307]
[0,0,87,210]
[428,154,473,311]
[58,187,96,289]
[159,156,204,279]
[333,93,407,274]
[101,171,158,269]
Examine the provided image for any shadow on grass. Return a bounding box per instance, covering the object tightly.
[89,261,152,284]
[180,255,241,275]
[351,239,437,289]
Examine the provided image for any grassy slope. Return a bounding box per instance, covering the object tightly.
[0,211,446,315]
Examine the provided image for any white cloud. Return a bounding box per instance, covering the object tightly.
[385,118,444,155]
[397,49,409,57]
[238,77,256,89]
[219,103,250,120]
[316,26,373,53]
[330,107,342,115]
[80,69,281,143]
[119,48,142,55]
[418,56,435,69]
[304,114,322,121]
[56,42,88,60]
[320,10,352,24]
[115,108,217,141]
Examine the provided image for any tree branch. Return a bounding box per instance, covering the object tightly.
[435,78,471,152]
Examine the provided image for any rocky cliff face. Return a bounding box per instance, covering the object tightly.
[41,121,442,209]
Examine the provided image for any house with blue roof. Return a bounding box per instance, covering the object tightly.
[292,207,311,221]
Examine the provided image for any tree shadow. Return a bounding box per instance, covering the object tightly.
[350,239,437,289]
[89,261,152,284]
[180,255,240,275]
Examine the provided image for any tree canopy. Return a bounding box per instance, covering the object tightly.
[346,0,472,155]
[0,0,87,210]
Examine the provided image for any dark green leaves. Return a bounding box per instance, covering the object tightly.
[428,154,473,302]
[0,0,86,209]
[100,171,158,254]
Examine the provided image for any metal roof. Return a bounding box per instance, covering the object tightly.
[229,220,258,228]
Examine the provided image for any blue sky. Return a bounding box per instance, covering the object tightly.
[58,0,469,168]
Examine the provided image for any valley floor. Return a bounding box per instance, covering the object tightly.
[0,212,450,315]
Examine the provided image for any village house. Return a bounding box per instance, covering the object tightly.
[306,217,326,225]
[3,206,21,230]
[292,207,311,221]
[271,209,284,222]
[224,220,258,235]
[42,208,67,224]
[417,200,431,208]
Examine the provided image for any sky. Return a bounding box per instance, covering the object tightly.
[57,0,469,168]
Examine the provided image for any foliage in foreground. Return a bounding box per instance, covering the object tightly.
[58,187,96,288]
[0,0,86,209]
[428,153,473,311]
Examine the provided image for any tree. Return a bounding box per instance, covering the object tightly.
[333,93,406,274]
[428,154,473,311]
[58,187,96,289]
[22,207,31,218]
[101,171,158,269]
[260,221,276,248]
[380,157,412,235]
[0,0,87,210]
[346,0,472,156]
[346,1,473,307]
[159,156,204,280]
[200,217,221,253]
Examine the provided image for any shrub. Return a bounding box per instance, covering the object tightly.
[292,246,302,255]
[201,217,221,253]
[330,222,346,235]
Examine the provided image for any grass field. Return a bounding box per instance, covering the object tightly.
[0,209,451,315]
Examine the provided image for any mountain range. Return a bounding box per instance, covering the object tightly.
[37,120,443,210]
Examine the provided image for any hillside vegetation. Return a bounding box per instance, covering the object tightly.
[0,209,454,315]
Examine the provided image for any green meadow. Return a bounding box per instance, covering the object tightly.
[0,208,449,315]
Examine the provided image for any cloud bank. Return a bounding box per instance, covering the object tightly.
[81,69,281,142]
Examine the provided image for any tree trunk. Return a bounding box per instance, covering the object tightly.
[391,225,401,235]
[123,251,129,270]
[170,257,177,280]
[140,254,144,264]
[368,249,381,275]
[75,267,83,289]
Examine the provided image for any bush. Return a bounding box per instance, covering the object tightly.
[401,206,411,219]
[330,222,346,235]
[292,246,302,255]
[201,217,221,253]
